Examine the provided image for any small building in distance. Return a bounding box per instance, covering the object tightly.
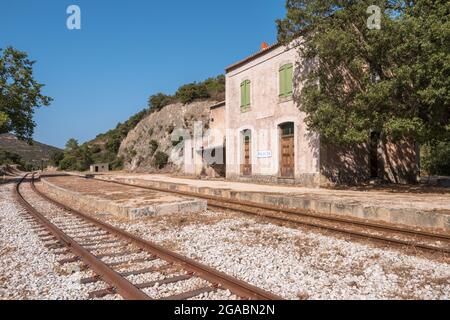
[90,163,110,173]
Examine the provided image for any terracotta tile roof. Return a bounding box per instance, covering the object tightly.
[225,42,282,73]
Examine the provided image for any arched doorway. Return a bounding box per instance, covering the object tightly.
[279,122,295,178]
[241,130,252,176]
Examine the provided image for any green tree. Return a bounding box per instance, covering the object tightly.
[422,141,450,175]
[0,47,53,141]
[106,134,122,153]
[277,0,449,145]
[49,150,64,167]
[65,138,79,151]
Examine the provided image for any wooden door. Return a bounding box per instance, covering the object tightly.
[242,135,252,176]
[280,123,295,178]
[280,135,294,177]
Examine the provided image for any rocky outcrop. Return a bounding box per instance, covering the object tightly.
[118,100,216,172]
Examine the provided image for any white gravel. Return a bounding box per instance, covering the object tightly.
[5,181,235,300]
[3,178,449,300]
[0,182,93,300]
[95,209,450,300]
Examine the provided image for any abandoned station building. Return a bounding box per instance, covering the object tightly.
[184,42,419,187]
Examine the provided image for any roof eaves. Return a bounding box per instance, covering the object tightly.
[225,43,282,73]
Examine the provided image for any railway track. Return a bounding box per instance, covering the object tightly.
[15,173,281,300]
[87,176,450,254]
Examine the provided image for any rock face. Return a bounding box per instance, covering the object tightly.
[119,100,216,172]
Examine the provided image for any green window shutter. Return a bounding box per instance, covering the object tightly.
[286,64,293,95]
[245,80,251,106]
[241,80,250,112]
[279,64,293,97]
[240,82,245,107]
[279,66,285,97]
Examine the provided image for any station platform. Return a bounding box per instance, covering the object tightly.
[93,173,450,232]
[38,175,207,219]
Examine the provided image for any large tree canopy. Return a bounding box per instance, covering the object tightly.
[277,0,449,145]
[0,47,52,141]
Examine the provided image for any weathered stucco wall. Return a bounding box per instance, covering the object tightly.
[320,143,371,186]
[209,105,226,148]
[225,44,321,186]
[379,137,420,184]
[320,138,419,186]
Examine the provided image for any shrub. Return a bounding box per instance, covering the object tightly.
[90,145,102,154]
[24,163,36,172]
[204,75,225,100]
[176,82,210,104]
[149,140,159,154]
[111,157,124,170]
[154,151,169,169]
[148,93,173,112]
[129,149,137,158]
[421,141,450,176]
[0,150,22,165]
[59,155,77,170]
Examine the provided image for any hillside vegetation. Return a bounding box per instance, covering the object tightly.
[56,75,224,172]
[0,133,61,170]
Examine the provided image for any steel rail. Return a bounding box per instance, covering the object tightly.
[15,174,151,300]
[82,175,449,253]
[90,176,450,240]
[207,200,450,253]
[31,175,281,300]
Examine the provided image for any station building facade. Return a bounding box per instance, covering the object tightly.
[185,42,419,187]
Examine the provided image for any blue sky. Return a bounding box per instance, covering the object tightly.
[1,0,286,148]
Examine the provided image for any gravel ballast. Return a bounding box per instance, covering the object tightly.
[83,207,450,300]
[1,179,449,300]
[0,182,95,300]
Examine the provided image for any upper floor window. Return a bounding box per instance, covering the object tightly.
[240,80,251,112]
[279,63,293,98]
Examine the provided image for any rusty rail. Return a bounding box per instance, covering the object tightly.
[15,174,150,300]
[28,174,281,300]
[81,175,450,254]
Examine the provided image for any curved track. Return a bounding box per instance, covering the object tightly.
[15,174,281,300]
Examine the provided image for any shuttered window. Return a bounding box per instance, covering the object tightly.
[240,80,251,112]
[279,63,293,98]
